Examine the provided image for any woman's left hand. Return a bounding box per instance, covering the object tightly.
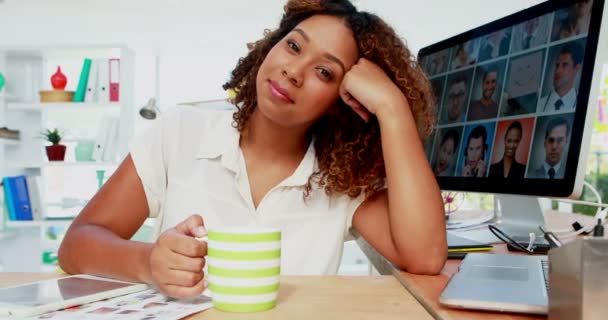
[339,58,408,122]
[476,160,487,177]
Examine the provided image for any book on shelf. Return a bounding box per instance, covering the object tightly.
[73,58,92,102]
[25,176,43,221]
[84,59,99,103]
[1,175,44,221]
[92,116,119,162]
[97,58,110,103]
[109,58,120,102]
[73,58,120,104]
[102,117,119,162]
[2,175,33,221]
[1,177,16,220]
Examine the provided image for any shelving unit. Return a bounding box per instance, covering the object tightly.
[6,219,73,228]
[0,139,19,146]
[7,160,120,168]
[7,102,121,112]
[0,44,135,272]
[0,230,18,240]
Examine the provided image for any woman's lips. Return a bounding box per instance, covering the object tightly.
[268,80,294,103]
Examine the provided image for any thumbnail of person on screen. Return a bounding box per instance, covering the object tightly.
[433,129,460,176]
[468,66,499,121]
[451,43,476,70]
[443,74,468,124]
[529,117,569,179]
[478,30,510,62]
[462,125,488,177]
[539,42,583,112]
[502,50,544,116]
[488,121,526,179]
[511,15,550,52]
[427,49,449,76]
[430,78,445,105]
[552,0,593,41]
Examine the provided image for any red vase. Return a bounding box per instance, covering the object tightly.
[46,144,66,161]
[51,66,67,90]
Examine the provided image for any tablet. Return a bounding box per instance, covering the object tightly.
[0,274,149,317]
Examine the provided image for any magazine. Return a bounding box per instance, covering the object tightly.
[27,289,213,320]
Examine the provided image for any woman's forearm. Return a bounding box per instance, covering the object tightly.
[377,106,447,273]
[58,224,154,284]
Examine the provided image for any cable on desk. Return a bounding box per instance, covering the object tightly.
[545,181,607,240]
[488,225,536,254]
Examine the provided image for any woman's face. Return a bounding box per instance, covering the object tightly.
[504,127,522,159]
[457,46,467,62]
[256,15,359,129]
[576,0,592,17]
[466,136,484,167]
[436,138,456,172]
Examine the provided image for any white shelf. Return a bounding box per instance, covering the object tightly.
[46,161,120,167]
[4,44,127,59]
[8,161,120,168]
[6,219,73,228]
[0,230,19,240]
[7,102,122,112]
[0,139,20,146]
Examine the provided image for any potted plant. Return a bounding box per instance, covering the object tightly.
[41,128,66,161]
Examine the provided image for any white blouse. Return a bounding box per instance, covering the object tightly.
[129,106,365,275]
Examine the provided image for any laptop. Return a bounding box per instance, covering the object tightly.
[439,253,549,315]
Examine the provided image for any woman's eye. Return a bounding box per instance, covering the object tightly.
[287,40,300,53]
[317,68,333,80]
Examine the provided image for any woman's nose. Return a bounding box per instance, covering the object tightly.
[282,64,304,87]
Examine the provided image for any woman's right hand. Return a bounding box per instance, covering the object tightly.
[147,214,208,298]
[462,164,472,177]
[475,160,487,177]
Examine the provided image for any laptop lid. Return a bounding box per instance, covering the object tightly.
[439,253,548,315]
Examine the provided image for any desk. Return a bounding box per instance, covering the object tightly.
[353,210,593,320]
[354,232,544,320]
[0,273,433,320]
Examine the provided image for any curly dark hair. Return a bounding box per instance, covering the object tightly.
[223,0,436,199]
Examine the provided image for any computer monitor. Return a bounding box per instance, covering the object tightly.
[418,0,608,238]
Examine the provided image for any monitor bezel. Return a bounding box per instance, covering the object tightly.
[418,0,606,197]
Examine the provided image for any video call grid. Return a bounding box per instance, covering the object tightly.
[420,2,591,179]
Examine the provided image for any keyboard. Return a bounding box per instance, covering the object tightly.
[541,259,549,293]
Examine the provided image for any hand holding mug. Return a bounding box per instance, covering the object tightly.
[148,214,208,298]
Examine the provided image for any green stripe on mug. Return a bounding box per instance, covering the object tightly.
[213,300,276,312]
[208,248,281,260]
[208,266,280,278]
[209,283,279,295]
[208,231,281,242]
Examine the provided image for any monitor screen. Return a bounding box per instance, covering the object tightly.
[418,0,605,197]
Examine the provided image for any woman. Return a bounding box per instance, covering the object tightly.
[451,43,475,70]
[58,0,446,299]
[462,125,488,177]
[489,121,526,178]
[433,129,459,176]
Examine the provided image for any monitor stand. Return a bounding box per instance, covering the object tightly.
[495,194,547,238]
[450,194,547,244]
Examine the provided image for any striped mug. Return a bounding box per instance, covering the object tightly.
[206,227,281,312]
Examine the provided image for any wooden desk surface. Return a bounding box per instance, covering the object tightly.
[354,234,546,320]
[353,210,592,320]
[0,274,433,320]
[395,245,545,320]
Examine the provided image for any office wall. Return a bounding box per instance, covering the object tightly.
[0,0,545,106]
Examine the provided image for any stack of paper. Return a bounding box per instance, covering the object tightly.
[447,233,493,258]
